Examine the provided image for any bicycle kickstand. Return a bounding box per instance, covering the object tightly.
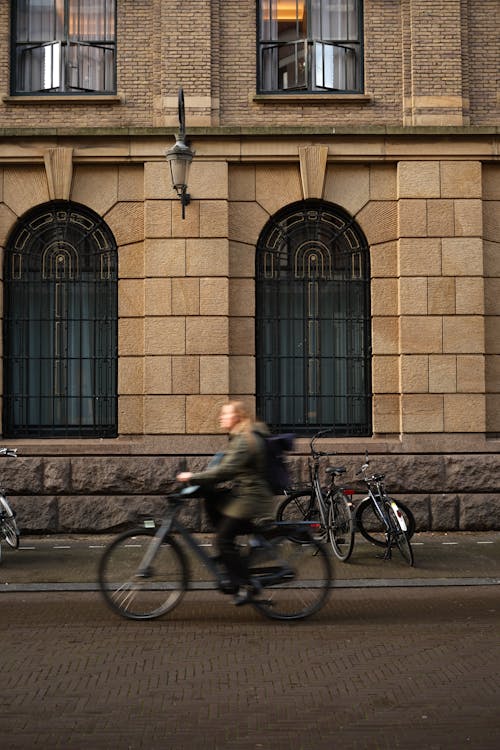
[382,535,393,561]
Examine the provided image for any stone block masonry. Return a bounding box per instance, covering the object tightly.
[4,451,500,534]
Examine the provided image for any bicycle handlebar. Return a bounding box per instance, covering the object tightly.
[310,428,337,457]
[356,453,385,484]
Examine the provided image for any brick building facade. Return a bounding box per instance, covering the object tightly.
[0,1,498,532]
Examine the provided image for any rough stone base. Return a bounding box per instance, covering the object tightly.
[3,450,500,533]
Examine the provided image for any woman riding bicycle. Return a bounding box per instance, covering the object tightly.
[176,400,274,605]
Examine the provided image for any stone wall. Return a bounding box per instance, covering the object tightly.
[5,448,500,534]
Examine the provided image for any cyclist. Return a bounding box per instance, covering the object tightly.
[176,401,274,605]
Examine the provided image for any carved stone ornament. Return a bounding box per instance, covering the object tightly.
[44,147,74,201]
[298,144,328,199]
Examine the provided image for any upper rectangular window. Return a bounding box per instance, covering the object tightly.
[258,0,363,94]
[12,0,116,95]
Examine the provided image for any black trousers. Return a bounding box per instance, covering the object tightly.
[203,489,255,588]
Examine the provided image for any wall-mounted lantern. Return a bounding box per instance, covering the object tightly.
[165,88,195,219]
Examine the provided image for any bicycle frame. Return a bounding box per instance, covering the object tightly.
[364,483,390,529]
[302,427,344,526]
[311,465,330,528]
[137,497,221,585]
[136,492,322,589]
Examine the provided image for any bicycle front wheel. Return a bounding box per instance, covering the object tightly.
[355,497,415,548]
[277,491,326,543]
[0,496,20,548]
[250,530,331,621]
[277,491,319,523]
[98,529,188,620]
[327,492,354,562]
[387,503,414,566]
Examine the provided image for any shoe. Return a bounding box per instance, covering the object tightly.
[219,578,238,595]
[233,588,252,606]
[232,578,262,606]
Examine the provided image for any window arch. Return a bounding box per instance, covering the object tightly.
[3,201,118,438]
[256,200,371,436]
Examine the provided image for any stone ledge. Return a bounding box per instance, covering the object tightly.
[2,95,123,105]
[0,125,498,137]
[2,433,499,456]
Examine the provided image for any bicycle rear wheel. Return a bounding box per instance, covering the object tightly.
[355,497,415,548]
[0,495,20,548]
[327,492,354,562]
[249,529,331,621]
[98,528,188,620]
[387,503,414,566]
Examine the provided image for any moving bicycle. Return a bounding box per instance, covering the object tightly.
[98,484,331,622]
[99,402,331,621]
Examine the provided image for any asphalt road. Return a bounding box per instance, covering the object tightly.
[0,585,499,750]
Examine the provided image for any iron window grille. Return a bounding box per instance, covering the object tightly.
[256,200,371,436]
[258,0,363,93]
[11,0,116,95]
[3,201,118,438]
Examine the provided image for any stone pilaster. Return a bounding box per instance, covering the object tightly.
[397,160,486,434]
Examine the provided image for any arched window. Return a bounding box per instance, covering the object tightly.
[256,200,371,436]
[3,201,118,438]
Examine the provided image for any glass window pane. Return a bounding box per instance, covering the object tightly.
[69,0,115,40]
[17,0,60,42]
[14,0,116,94]
[256,202,371,435]
[262,1,307,40]
[259,0,362,93]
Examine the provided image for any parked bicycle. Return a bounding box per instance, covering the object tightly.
[354,454,415,566]
[0,447,20,550]
[276,429,355,562]
[98,485,332,622]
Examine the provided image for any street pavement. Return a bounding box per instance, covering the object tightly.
[1,530,499,589]
[0,531,499,750]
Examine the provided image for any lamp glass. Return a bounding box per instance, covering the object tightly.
[166,141,193,191]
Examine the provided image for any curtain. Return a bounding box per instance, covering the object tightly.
[14,0,115,93]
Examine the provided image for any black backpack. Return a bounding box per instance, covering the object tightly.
[254,432,295,494]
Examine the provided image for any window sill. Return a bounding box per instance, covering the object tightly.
[2,95,123,104]
[253,93,372,103]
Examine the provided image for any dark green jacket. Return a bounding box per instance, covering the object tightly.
[189,428,275,521]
